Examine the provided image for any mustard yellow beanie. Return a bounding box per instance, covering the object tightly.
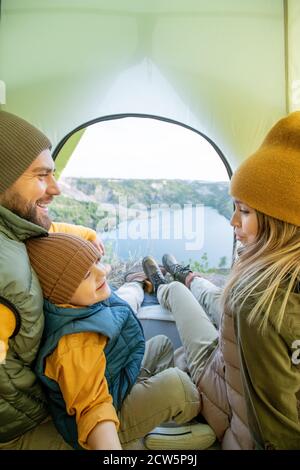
[26,233,101,304]
[0,111,51,193]
[230,111,300,226]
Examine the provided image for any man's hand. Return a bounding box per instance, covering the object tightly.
[0,340,7,365]
[91,238,111,278]
[104,264,112,276]
[91,236,105,256]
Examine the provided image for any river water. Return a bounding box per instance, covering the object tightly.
[101,205,233,268]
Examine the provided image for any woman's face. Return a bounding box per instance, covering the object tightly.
[230,200,258,246]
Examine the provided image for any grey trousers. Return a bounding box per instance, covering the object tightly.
[157,279,221,385]
[118,334,200,444]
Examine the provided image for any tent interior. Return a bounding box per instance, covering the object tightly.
[1,0,300,450]
[1,0,299,168]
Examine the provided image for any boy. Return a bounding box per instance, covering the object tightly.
[26,233,200,450]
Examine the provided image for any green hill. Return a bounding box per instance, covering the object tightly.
[49,178,232,231]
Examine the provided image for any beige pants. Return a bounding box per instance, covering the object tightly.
[115,281,144,314]
[0,418,72,450]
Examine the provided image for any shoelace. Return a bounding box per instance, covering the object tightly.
[152,272,167,290]
[172,264,191,274]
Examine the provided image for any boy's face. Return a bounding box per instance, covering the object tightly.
[70,261,111,306]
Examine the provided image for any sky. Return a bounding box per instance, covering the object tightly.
[61,117,229,181]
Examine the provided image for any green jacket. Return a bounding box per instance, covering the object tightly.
[235,288,300,449]
[0,205,49,442]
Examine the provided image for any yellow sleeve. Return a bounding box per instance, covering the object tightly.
[45,331,119,450]
[49,222,97,242]
[0,304,17,364]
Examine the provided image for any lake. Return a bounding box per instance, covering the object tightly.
[101,205,233,268]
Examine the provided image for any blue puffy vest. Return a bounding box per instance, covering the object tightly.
[35,291,145,449]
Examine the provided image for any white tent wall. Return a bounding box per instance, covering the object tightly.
[0,0,293,169]
[287,0,300,112]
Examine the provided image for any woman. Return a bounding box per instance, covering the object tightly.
[142,111,300,449]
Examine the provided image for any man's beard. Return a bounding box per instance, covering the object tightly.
[0,191,52,230]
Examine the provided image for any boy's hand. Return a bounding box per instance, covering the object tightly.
[87,420,122,450]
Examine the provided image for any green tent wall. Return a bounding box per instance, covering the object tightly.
[0,0,299,170]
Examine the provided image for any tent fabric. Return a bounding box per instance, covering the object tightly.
[54,127,85,179]
[288,0,300,112]
[0,0,298,169]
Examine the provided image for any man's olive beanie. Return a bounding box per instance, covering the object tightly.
[0,111,51,193]
[230,111,300,226]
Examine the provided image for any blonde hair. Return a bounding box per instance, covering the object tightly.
[221,211,300,332]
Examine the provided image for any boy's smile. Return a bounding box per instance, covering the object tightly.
[70,261,111,306]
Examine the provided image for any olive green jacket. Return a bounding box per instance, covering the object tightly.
[235,288,300,449]
[0,205,48,442]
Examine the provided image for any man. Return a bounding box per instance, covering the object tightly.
[0,111,103,449]
[0,112,202,452]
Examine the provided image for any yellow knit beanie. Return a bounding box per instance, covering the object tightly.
[26,233,101,304]
[0,111,51,193]
[230,111,300,226]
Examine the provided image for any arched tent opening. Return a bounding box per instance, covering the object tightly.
[52,113,233,278]
[53,113,232,178]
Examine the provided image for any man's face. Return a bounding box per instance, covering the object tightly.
[0,149,60,229]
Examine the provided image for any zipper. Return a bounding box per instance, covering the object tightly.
[117,368,133,410]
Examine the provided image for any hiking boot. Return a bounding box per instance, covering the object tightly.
[124,267,153,293]
[162,254,193,285]
[142,256,168,294]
